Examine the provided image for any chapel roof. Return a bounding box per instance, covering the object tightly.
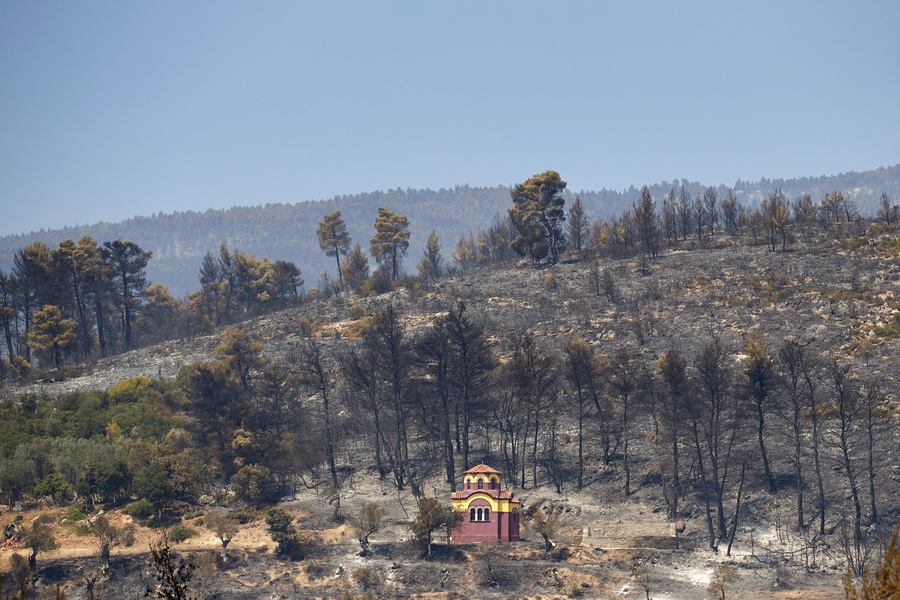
[463,464,502,475]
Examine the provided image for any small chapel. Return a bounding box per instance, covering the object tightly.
[450,464,521,542]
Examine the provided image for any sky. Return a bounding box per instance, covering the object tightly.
[1,1,899,237]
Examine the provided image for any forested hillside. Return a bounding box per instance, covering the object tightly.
[2,165,898,297]
[3,193,900,597]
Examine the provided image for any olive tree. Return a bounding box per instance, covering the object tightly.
[410,498,451,557]
[348,502,387,555]
[202,511,237,562]
[20,519,57,573]
[530,507,560,553]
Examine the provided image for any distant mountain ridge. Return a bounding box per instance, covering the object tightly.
[2,164,899,296]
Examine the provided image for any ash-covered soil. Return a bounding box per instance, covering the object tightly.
[3,236,898,598]
[10,236,900,401]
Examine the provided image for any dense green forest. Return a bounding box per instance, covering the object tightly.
[2,164,898,296]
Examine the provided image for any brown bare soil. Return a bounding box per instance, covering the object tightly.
[2,466,848,599]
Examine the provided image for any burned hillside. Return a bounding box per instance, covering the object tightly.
[2,224,900,598]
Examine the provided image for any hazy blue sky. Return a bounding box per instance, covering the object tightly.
[2,1,898,237]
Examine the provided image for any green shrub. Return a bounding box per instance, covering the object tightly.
[343,316,375,338]
[228,506,259,524]
[66,503,88,522]
[843,236,868,251]
[107,376,156,404]
[265,509,295,537]
[74,523,93,536]
[877,236,900,255]
[170,500,192,516]
[265,509,319,560]
[34,513,55,525]
[399,275,424,297]
[169,525,199,544]
[123,498,155,519]
[122,524,136,547]
[359,270,391,296]
[875,312,900,338]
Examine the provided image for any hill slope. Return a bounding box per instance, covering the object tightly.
[1,164,899,297]
[3,230,899,598]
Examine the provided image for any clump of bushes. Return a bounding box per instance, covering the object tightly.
[169,525,199,544]
[359,271,391,296]
[123,498,154,519]
[265,509,320,561]
[876,236,900,255]
[841,236,869,252]
[228,506,259,524]
[343,316,375,339]
[297,316,315,336]
[874,312,900,338]
[65,503,89,522]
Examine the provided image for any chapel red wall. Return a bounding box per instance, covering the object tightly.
[452,511,520,542]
